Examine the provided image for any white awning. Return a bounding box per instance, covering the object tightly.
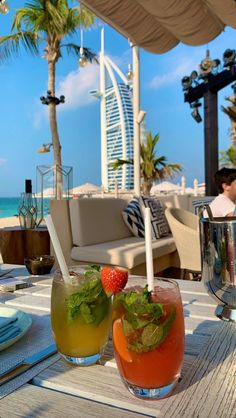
[81,0,236,53]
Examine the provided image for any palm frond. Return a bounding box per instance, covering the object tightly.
[154,164,182,180]
[109,130,182,195]
[65,6,96,33]
[153,156,167,167]
[13,2,65,35]
[220,146,236,168]
[12,1,94,39]
[221,105,236,123]
[62,43,98,63]
[110,159,133,170]
[79,5,96,28]
[0,32,39,59]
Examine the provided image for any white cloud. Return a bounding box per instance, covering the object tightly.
[109,48,131,71]
[149,54,203,89]
[56,49,131,112]
[31,48,131,123]
[0,158,7,166]
[32,108,46,129]
[57,63,100,111]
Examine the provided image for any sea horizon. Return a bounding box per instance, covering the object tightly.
[0,197,51,219]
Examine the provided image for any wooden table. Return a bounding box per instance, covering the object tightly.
[0,227,50,264]
[0,272,235,418]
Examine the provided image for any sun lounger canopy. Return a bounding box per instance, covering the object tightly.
[81,0,236,53]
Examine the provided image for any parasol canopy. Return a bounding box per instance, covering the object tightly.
[72,183,101,194]
[81,1,236,54]
[151,181,180,194]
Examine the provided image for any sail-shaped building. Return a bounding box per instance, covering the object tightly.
[90,29,134,191]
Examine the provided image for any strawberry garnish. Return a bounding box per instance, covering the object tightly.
[101,266,128,296]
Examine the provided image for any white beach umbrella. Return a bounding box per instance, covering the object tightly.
[198,183,206,196]
[35,187,55,198]
[151,181,180,194]
[185,187,194,194]
[72,183,101,194]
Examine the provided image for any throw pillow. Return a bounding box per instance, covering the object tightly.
[141,196,170,239]
[122,197,145,238]
[192,197,214,215]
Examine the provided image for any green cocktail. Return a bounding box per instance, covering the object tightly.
[51,265,111,366]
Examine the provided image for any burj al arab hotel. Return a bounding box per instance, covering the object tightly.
[90,29,134,191]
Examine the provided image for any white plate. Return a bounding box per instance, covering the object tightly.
[0,306,32,351]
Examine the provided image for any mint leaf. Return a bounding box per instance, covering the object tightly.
[123,319,134,336]
[66,268,110,325]
[127,340,145,353]
[89,264,101,272]
[141,323,164,347]
[80,302,94,323]
[127,308,176,352]
[84,266,101,279]
[125,311,151,329]
[161,308,176,342]
[114,286,163,330]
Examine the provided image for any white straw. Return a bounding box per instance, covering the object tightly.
[44,214,70,283]
[144,207,154,291]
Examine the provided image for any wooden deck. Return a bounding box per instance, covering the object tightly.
[0,272,235,417]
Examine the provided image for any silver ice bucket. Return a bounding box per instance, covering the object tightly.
[200,216,236,322]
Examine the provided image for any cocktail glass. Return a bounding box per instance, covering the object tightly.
[51,265,112,366]
[112,279,185,399]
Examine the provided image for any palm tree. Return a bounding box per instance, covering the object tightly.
[219,145,236,168]
[112,131,182,195]
[220,92,236,168]
[0,0,97,198]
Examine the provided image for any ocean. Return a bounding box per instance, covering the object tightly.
[0,197,20,218]
[0,197,50,218]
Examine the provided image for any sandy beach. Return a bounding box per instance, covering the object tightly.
[0,216,20,228]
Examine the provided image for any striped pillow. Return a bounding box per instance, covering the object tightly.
[122,197,145,238]
[192,197,214,214]
[141,196,170,239]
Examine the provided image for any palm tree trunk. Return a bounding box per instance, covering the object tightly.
[143,179,152,196]
[48,60,63,199]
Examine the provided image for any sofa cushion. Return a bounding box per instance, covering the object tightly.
[154,194,190,211]
[141,196,170,238]
[71,236,176,270]
[69,198,132,246]
[122,197,145,238]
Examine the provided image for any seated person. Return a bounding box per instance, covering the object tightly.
[206,167,236,217]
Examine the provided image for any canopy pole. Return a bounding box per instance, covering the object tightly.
[100,28,107,191]
[132,45,141,196]
[204,90,218,196]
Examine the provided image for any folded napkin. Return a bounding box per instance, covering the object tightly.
[0,316,20,343]
[0,316,18,330]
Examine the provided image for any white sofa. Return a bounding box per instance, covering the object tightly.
[50,195,198,275]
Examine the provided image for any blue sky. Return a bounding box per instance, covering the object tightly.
[0,2,236,196]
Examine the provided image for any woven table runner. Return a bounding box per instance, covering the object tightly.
[0,305,60,399]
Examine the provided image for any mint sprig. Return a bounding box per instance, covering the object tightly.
[65,266,110,325]
[128,308,176,352]
[114,285,176,353]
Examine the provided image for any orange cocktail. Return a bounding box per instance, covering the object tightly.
[112,279,185,399]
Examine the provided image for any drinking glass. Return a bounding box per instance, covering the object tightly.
[112,279,185,399]
[51,265,112,366]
